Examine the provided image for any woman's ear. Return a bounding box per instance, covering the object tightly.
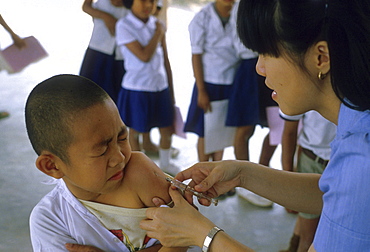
[36,152,64,179]
[316,41,330,72]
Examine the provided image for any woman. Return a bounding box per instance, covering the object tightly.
[140,0,370,251]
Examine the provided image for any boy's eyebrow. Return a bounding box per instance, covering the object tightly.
[93,126,128,149]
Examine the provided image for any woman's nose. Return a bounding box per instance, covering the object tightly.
[256,55,266,77]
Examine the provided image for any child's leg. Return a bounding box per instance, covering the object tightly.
[197,137,212,161]
[129,128,141,151]
[259,133,277,166]
[158,126,178,173]
[234,125,256,160]
[297,216,319,252]
[211,150,224,161]
[142,131,158,152]
[158,126,172,149]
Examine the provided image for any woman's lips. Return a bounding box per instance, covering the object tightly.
[271,90,277,100]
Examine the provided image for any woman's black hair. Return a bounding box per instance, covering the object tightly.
[237,0,370,111]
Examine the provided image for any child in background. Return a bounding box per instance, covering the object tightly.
[226,1,259,161]
[27,74,185,252]
[184,0,239,161]
[280,110,336,252]
[115,0,178,175]
[79,0,128,103]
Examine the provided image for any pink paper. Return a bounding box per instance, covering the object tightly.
[266,106,284,145]
[0,36,48,73]
[174,106,187,139]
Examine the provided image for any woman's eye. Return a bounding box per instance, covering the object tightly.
[118,137,127,142]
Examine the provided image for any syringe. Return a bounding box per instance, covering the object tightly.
[156,172,219,206]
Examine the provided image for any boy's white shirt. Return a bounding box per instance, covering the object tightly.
[30,179,158,251]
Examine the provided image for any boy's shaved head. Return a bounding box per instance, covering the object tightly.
[25,74,109,163]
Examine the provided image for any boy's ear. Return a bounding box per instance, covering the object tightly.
[36,152,64,179]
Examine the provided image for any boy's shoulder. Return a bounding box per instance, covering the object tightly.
[123,152,172,207]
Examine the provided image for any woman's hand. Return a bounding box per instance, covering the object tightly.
[141,188,215,248]
[175,160,244,205]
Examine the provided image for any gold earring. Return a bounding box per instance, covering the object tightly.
[318,71,327,80]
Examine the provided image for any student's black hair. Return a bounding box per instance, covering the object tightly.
[237,0,370,111]
[123,0,133,9]
[25,74,109,163]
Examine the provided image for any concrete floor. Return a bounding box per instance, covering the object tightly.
[0,1,296,251]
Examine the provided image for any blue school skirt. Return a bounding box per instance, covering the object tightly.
[184,82,231,137]
[79,48,125,103]
[117,87,174,133]
[226,58,260,127]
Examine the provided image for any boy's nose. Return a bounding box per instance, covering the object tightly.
[109,145,125,168]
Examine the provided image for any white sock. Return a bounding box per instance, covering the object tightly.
[159,148,170,168]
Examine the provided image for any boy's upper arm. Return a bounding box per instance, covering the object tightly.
[129,153,172,207]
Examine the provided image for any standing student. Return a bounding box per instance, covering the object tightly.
[0,14,26,119]
[115,0,178,175]
[79,0,128,103]
[226,1,259,161]
[140,0,370,251]
[280,110,336,252]
[184,0,239,162]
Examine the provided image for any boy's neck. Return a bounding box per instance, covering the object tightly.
[214,1,233,18]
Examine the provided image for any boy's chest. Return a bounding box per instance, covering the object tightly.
[96,183,146,209]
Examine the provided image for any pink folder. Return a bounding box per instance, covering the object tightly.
[0,36,48,73]
[174,106,187,139]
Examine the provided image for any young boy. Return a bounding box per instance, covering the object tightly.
[26,74,184,252]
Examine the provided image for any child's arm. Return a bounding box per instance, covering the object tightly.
[65,243,187,252]
[161,33,175,104]
[82,0,118,35]
[281,120,299,172]
[124,21,165,62]
[0,14,26,48]
[192,54,211,112]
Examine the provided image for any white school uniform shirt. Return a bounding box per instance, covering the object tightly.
[29,179,158,252]
[116,12,168,92]
[188,2,239,85]
[280,110,336,160]
[230,1,258,59]
[88,0,128,59]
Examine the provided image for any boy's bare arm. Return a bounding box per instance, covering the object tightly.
[82,0,117,35]
[124,21,164,62]
[130,152,173,207]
